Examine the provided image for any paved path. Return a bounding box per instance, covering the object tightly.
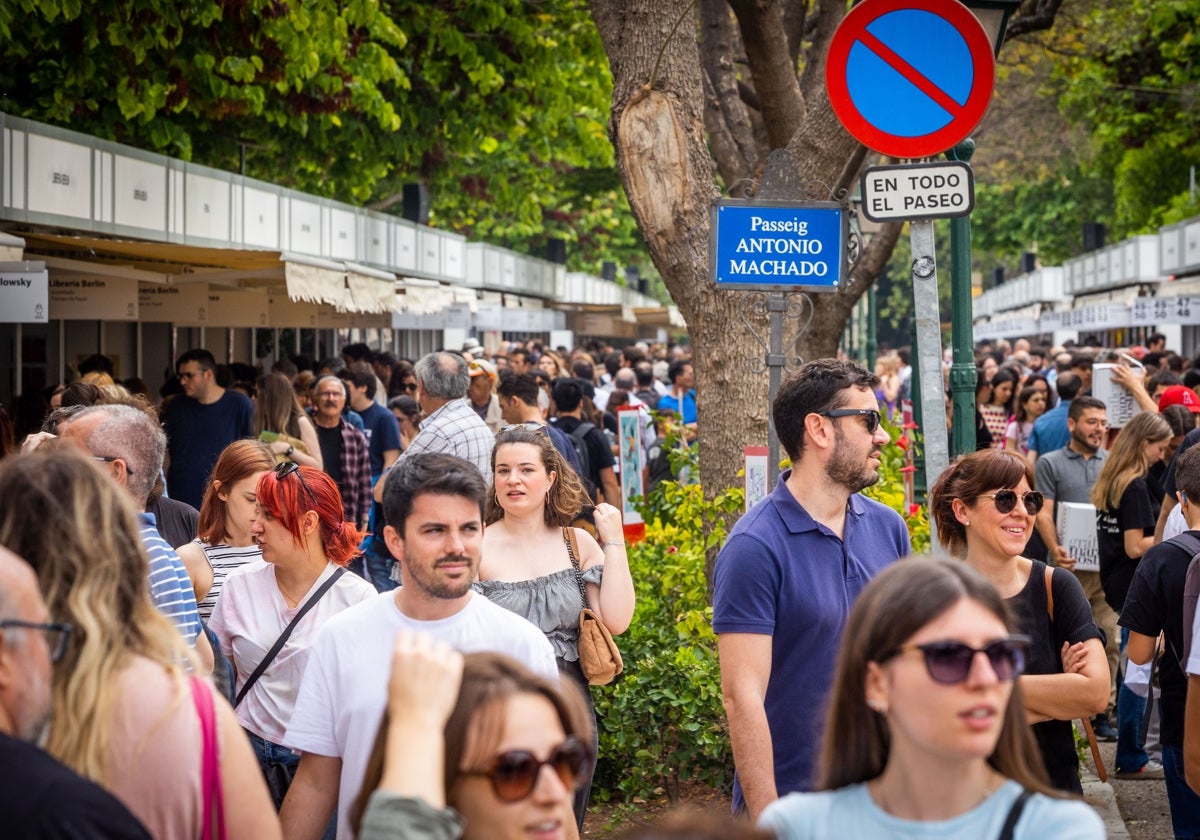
[1085,738,1173,838]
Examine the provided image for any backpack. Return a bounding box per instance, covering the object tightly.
[565,421,596,488]
[1174,532,1200,667]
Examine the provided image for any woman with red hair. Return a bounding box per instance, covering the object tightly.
[209,463,375,810]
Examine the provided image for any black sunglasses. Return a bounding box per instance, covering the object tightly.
[499,422,548,435]
[274,461,319,507]
[886,635,1031,685]
[979,490,1044,516]
[460,737,592,803]
[816,408,882,434]
[402,382,418,392]
[0,619,73,663]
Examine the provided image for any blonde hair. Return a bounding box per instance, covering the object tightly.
[0,449,192,783]
[1091,411,1172,511]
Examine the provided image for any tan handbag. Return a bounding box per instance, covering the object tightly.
[564,528,624,685]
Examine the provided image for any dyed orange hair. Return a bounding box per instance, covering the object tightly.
[256,465,366,566]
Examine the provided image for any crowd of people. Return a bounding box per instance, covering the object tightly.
[5,331,1200,838]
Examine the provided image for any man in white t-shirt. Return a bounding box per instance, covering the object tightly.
[279,453,556,840]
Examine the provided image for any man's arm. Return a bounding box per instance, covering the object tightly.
[279,753,341,840]
[718,632,776,821]
[1156,492,1178,542]
[1126,630,1157,666]
[1187,675,1200,795]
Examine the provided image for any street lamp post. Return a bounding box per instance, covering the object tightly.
[949,0,1020,458]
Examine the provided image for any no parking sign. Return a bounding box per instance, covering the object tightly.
[825,0,996,159]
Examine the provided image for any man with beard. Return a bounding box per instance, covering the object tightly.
[1034,395,1120,741]
[280,453,556,840]
[712,359,910,819]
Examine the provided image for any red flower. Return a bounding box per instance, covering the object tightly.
[667,545,678,554]
[899,465,917,474]
[902,422,919,431]
[909,504,922,517]
[895,436,910,451]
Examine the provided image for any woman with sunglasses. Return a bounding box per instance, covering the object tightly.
[473,424,635,829]
[1090,410,1171,779]
[758,557,1103,839]
[387,394,422,451]
[176,439,275,620]
[930,449,1109,792]
[0,448,281,839]
[352,633,591,840]
[208,462,375,809]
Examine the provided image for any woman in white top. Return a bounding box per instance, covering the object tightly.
[209,462,375,809]
[759,557,1104,840]
[177,439,275,619]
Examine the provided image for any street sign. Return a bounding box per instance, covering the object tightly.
[710,200,847,291]
[825,0,996,159]
[860,161,975,222]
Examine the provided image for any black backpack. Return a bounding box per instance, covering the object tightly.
[1174,532,1200,667]
[565,421,595,487]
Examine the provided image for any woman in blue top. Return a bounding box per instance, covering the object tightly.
[758,557,1104,840]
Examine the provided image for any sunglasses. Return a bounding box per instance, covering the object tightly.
[816,408,882,434]
[274,461,319,507]
[402,382,418,393]
[461,737,592,803]
[979,490,1044,516]
[499,422,548,435]
[888,635,1031,685]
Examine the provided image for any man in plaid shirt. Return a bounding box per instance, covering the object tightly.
[311,375,372,529]
[395,351,495,483]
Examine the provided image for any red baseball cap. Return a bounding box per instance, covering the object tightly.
[1158,385,1200,414]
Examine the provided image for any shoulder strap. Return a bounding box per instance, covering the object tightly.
[997,789,1033,840]
[234,567,346,708]
[562,527,589,608]
[1044,564,1055,621]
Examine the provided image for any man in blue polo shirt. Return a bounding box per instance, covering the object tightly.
[713,358,910,819]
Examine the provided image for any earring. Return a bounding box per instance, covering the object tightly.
[964,520,970,527]
[868,699,887,714]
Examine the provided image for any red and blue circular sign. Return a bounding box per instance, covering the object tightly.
[825,0,996,159]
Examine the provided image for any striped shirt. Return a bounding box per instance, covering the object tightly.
[138,513,203,643]
[192,541,263,621]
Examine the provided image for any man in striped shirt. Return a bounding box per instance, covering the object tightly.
[58,405,210,670]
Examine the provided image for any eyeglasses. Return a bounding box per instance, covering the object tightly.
[886,635,1031,685]
[402,382,418,393]
[177,370,204,380]
[92,455,134,476]
[315,390,345,400]
[979,490,1044,516]
[0,619,73,663]
[499,422,548,435]
[460,737,592,803]
[816,408,882,434]
[274,461,319,507]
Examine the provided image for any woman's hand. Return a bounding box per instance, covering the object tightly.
[1060,640,1088,674]
[387,632,464,730]
[592,503,625,548]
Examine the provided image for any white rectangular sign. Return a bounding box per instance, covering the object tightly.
[744,446,770,512]
[0,262,49,323]
[1093,362,1142,428]
[50,276,139,321]
[861,161,974,222]
[138,282,209,323]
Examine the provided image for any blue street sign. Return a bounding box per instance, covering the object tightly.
[710,200,847,291]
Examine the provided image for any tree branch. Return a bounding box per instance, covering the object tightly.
[726,0,805,148]
[798,0,844,101]
[698,0,762,186]
[1005,0,1066,40]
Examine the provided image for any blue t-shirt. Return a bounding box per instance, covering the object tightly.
[712,471,910,812]
[356,402,402,476]
[759,780,1104,839]
[1027,400,1071,455]
[658,389,697,425]
[162,389,254,509]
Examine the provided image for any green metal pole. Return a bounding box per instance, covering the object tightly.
[910,318,925,500]
[948,138,977,459]
[866,282,878,372]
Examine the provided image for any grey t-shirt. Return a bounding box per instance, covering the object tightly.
[1035,446,1107,504]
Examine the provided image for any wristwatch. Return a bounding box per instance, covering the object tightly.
[284,444,294,458]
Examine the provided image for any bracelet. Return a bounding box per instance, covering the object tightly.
[601,541,625,550]
[284,444,294,458]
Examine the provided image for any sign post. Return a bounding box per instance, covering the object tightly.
[826,0,997,511]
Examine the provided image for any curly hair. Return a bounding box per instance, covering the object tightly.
[485,425,588,526]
